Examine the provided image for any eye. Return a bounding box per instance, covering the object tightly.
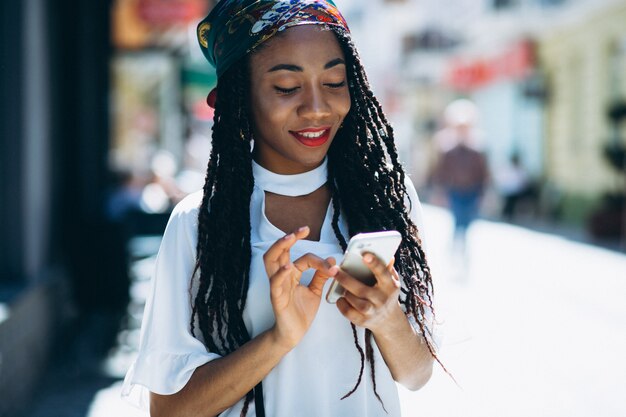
[325,81,346,89]
[274,86,299,95]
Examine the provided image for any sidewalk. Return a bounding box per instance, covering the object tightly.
[401,206,626,417]
[21,207,626,417]
[22,238,159,417]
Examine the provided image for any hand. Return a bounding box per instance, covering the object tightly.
[263,226,337,350]
[331,254,405,336]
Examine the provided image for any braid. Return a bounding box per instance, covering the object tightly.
[340,323,366,400]
[327,161,348,250]
[328,26,447,409]
[365,330,387,414]
[190,58,257,415]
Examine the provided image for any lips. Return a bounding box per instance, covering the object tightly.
[290,127,331,147]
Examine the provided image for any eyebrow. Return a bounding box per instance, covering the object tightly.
[267,58,346,73]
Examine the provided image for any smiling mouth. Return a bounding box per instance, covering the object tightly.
[290,127,331,147]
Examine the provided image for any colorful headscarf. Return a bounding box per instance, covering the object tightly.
[197,0,349,78]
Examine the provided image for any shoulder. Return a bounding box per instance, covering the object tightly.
[171,190,204,217]
[155,191,204,264]
[164,190,204,235]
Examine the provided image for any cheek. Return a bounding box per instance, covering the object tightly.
[336,92,352,120]
[251,95,291,138]
[251,90,273,125]
[264,103,290,128]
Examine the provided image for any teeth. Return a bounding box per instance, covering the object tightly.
[300,130,325,138]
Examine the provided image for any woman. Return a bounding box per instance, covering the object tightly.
[122,1,440,416]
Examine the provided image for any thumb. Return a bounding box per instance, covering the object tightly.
[308,257,337,296]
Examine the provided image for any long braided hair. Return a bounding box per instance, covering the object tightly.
[190,25,442,415]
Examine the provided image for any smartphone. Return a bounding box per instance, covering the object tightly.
[326,230,402,303]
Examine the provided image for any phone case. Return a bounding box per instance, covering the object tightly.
[326,230,402,303]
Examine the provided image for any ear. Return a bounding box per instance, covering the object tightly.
[206,87,218,109]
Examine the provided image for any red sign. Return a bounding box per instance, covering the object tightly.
[193,98,215,121]
[137,0,208,25]
[447,40,534,91]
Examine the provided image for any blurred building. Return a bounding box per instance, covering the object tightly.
[0,0,216,415]
[538,0,626,225]
[1,0,113,415]
[347,0,625,233]
[339,0,555,197]
[110,0,216,176]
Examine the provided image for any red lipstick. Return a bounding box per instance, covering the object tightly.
[290,127,331,147]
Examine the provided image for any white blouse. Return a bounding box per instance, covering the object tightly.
[122,159,427,416]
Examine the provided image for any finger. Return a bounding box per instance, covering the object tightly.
[342,291,374,316]
[387,257,401,283]
[308,256,337,296]
[264,226,310,264]
[269,264,293,299]
[264,233,296,266]
[336,297,364,326]
[362,252,394,288]
[389,266,401,283]
[330,267,373,300]
[293,225,310,239]
[278,249,290,266]
[293,253,336,276]
[282,226,310,265]
[308,271,332,297]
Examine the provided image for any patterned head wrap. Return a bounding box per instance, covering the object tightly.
[197,0,349,78]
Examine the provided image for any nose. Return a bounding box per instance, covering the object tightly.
[298,85,331,121]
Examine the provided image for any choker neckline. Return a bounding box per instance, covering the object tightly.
[252,159,328,197]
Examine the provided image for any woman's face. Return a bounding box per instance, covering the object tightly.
[249,25,351,174]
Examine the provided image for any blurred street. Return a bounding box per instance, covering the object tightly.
[4,1,626,416]
[23,205,626,417]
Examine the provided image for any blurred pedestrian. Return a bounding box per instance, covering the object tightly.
[432,99,489,248]
[105,168,144,223]
[122,1,442,416]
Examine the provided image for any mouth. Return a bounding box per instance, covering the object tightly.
[290,127,332,147]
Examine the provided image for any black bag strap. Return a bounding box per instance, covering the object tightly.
[254,381,265,417]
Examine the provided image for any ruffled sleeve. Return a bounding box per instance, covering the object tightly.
[121,191,222,409]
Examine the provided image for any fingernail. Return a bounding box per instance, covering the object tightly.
[363,254,374,263]
[284,233,294,240]
[283,264,292,270]
[298,226,309,233]
[329,265,339,275]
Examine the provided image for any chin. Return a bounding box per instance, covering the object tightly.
[299,148,330,165]
[292,157,324,171]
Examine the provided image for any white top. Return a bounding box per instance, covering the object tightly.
[121,160,427,417]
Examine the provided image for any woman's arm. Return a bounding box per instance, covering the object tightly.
[151,226,336,417]
[332,255,434,391]
[150,327,290,417]
[369,303,434,390]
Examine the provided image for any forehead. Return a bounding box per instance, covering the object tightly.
[249,25,344,70]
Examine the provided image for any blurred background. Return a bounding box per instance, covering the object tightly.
[1,0,625,416]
